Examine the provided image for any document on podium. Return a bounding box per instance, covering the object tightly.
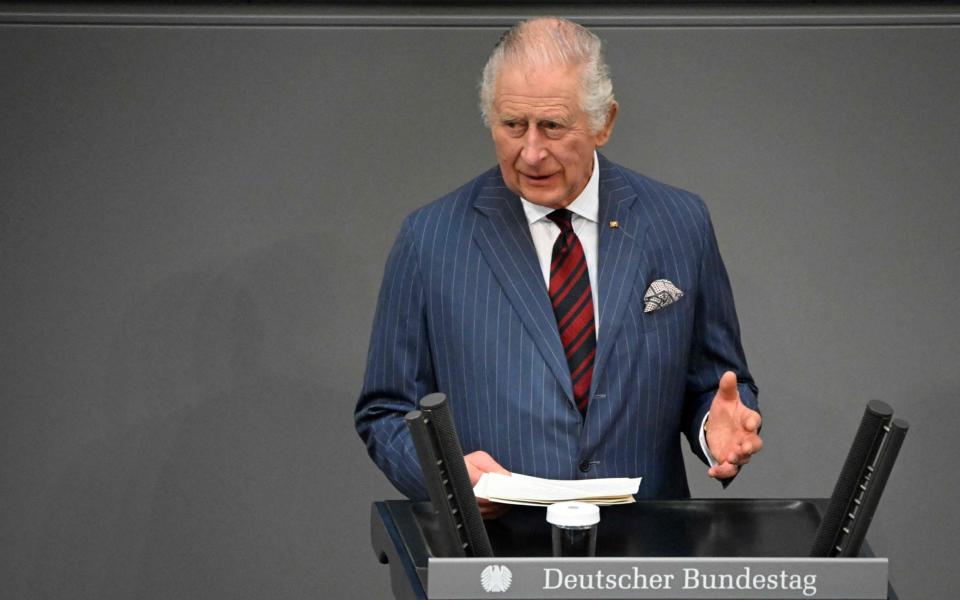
[473,472,641,506]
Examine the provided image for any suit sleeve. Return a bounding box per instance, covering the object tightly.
[682,200,759,475]
[354,218,435,500]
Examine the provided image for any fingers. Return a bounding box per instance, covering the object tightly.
[465,450,510,485]
[708,462,738,479]
[709,433,762,479]
[709,450,752,479]
[478,498,511,520]
[726,434,763,463]
[480,504,509,519]
[725,448,752,464]
[706,385,762,482]
[740,434,763,455]
[740,408,762,432]
[723,453,751,469]
[471,455,511,519]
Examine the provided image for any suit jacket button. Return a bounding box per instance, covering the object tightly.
[579,460,591,473]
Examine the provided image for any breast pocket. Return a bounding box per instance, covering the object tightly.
[632,279,690,333]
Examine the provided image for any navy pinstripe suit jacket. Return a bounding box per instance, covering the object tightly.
[356,154,757,500]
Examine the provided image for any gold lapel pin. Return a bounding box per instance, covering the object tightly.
[609,220,619,229]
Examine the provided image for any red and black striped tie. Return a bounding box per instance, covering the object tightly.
[547,209,596,415]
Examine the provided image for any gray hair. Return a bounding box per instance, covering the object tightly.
[479,17,615,133]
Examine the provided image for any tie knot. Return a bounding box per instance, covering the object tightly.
[547,209,574,233]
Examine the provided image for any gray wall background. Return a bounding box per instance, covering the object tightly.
[1,4,958,598]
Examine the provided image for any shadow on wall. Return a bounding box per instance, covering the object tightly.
[30,233,377,599]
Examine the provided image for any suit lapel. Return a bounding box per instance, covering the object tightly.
[592,156,649,396]
[471,171,575,404]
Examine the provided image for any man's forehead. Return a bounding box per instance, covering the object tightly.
[494,94,576,117]
[493,63,583,117]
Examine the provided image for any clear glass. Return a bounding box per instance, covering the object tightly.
[551,523,598,557]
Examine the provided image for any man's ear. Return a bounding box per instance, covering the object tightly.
[594,101,619,147]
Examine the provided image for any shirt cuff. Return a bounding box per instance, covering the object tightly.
[700,413,718,467]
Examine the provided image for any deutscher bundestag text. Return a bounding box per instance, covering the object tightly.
[543,566,818,597]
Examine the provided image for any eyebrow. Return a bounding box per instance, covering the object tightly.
[497,112,572,124]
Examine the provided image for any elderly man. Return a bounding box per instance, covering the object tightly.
[355,17,762,516]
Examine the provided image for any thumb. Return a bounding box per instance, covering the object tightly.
[465,458,482,486]
[465,450,510,476]
[717,371,739,402]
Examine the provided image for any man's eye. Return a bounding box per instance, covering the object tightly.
[502,121,527,135]
[542,121,561,130]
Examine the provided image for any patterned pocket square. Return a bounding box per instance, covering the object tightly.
[643,279,684,313]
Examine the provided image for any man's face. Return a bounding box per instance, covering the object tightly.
[491,62,617,209]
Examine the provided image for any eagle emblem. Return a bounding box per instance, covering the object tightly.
[480,564,513,593]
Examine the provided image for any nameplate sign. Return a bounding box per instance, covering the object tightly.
[428,557,888,599]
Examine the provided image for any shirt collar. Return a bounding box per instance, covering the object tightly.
[520,151,600,225]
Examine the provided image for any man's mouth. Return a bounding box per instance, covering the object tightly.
[522,172,556,182]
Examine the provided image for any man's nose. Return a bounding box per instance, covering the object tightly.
[520,126,548,165]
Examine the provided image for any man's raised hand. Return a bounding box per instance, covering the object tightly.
[705,371,763,480]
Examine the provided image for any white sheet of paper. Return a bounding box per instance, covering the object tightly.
[473,472,641,506]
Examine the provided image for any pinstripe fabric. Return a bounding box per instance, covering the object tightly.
[355,155,757,501]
